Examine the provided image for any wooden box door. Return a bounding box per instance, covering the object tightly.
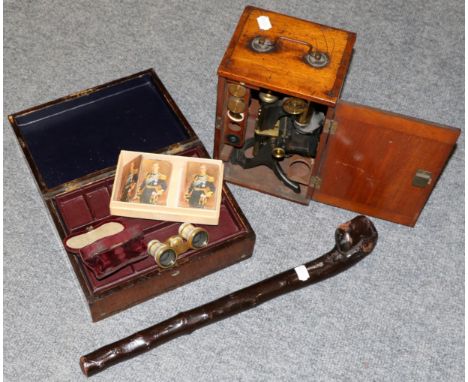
[312,101,460,226]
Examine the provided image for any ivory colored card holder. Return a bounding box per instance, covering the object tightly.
[111,151,224,225]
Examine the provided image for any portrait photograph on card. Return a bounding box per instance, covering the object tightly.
[118,155,142,202]
[133,159,172,206]
[181,162,219,209]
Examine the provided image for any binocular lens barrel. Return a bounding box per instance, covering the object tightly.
[147,240,178,268]
[158,248,177,268]
[179,223,209,249]
[191,230,209,249]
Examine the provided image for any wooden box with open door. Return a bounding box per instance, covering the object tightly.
[213,6,460,226]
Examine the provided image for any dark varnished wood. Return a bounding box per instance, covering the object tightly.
[312,101,460,226]
[80,215,378,376]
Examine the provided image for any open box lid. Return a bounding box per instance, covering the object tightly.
[9,69,198,195]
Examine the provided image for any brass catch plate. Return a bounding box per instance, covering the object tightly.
[310,176,322,189]
[412,169,432,188]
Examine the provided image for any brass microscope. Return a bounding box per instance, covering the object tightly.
[229,90,324,193]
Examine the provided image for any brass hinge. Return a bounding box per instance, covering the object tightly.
[323,120,338,135]
[310,176,322,189]
[215,116,222,130]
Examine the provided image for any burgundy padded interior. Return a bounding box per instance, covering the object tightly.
[55,147,245,294]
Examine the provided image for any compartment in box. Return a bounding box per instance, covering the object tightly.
[52,146,248,295]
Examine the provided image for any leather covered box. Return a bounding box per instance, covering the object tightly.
[9,69,255,322]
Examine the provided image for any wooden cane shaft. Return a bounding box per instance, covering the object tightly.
[80,215,377,376]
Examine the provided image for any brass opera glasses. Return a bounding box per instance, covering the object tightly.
[80,215,378,377]
[147,223,209,268]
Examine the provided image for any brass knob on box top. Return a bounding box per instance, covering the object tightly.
[250,36,275,53]
[305,51,329,68]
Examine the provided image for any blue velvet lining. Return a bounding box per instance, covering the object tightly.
[15,74,190,189]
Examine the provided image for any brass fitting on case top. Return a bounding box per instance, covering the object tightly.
[147,223,209,268]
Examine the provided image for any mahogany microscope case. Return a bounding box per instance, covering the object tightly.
[213,6,461,227]
[9,69,255,322]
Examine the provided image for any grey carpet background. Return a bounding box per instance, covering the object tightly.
[3,1,464,381]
